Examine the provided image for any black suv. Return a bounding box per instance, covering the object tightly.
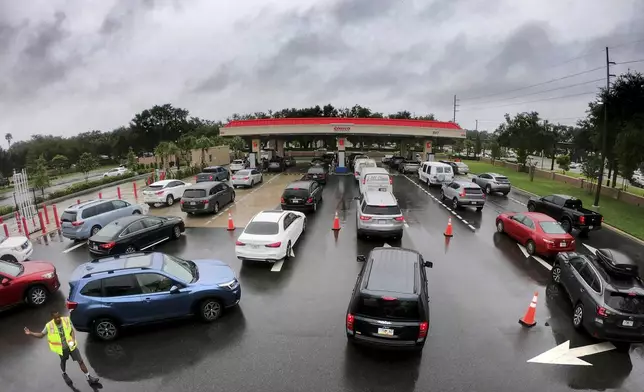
[552,249,644,342]
[280,181,323,213]
[346,247,433,351]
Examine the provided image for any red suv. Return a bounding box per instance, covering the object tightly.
[0,260,60,310]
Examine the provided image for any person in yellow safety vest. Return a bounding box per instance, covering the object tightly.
[24,310,100,386]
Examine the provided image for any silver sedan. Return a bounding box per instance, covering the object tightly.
[231,169,263,188]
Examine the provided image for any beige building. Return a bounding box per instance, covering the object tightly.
[138,145,231,167]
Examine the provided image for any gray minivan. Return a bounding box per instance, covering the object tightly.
[355,191,405,240]
[180,181,236,215]
[60,199,145,240]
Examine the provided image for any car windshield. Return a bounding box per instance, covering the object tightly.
[162,254,195,283]
[0,260,23,277]
[539,221,566,234]
[245,221,279,235]
[96,223,124,237]
[355,296,420,320]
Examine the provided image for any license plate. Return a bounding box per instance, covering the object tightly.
[589,226,594,229]
[292,200,300,203]
[190,202,196,205]
[622,320,634,327]
[378,187,387,191]
[313,175,318,178]
[378,328,394,336]
[560,242,567,247]
[250,245,259,249]
[472,202,479,205]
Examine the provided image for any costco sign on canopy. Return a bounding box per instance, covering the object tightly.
[333,126,352,132]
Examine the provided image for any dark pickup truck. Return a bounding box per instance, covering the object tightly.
[526,194,603,235]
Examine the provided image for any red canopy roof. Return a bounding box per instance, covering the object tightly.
[224,117,461,130]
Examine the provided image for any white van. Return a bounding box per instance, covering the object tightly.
[354,159,377,181]
[419,161,454,186]
[360,167,392,194]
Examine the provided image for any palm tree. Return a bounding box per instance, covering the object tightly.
[194,136,213,168]
[154,141,171,170]
[177,135,196,168]
[5,133,12,147]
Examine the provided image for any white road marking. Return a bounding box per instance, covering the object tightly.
[527,340,616,366]
[404,222,410,228]
[140,237,170,251]
[509,197,527,206]
[468,224,476,231]
[517,243,530,258]
[63,242,86,253]
[532,255,553,271]
[582,243,598,255]
[383,243,392,247]
[271,260,284,272]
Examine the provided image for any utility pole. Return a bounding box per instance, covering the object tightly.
[593,47,616,208]
[452,95,459,123]
[475,120,478,131]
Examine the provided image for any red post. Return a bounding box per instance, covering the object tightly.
[133,182,138,199]
[53,205,61,230]
[0,216,3,224]
[16,212,22,234]
[98,192,102,199]
[38,211,47,235]
[117,187,122,200]
[77,199,80,204]
[3,223,8,237]
[22,217,29,239]
[43,204,50,225]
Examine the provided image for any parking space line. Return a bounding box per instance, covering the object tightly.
[517,243,530,258]
[62,242,86,253]
[582,243,598,255]
[509,196,527,206]
[271,260,284,272]
[532,255,553,271]
[403,175,476,232]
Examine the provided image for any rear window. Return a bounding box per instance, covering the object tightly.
[147,185,164,191]
[539,222,566,234]
[495,176,509,183]
[365,174,390,183]
[435,167,444,173]
[605,292,644,314]
[308,167,325,174]
[61,211,77,222]
[355,296,420,320]
[202,167,220,173]
[244,221,279,235]
[284,188,309,198]
[359,162,377,169]
[363,205,401,215]
[236,170,250,176]
[96,223,124,237]
[183,189,207,198]
[443,166,452,173]
[464,187,483,194]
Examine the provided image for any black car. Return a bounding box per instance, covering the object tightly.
[88,216,185,256]
[304,165,329,185]
[180,182,235,215]
[551,249,644,342]
[281,180,323,213]
[268,157,285,172]
[284,156,297,167]
[348,153,368,170]
[387,156,405,168]
[196,166,229,183]
[346,247,433,351]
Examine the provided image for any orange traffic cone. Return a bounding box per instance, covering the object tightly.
[443,217,453,237]
[227,212,235,231]
[519,291,539,328]
[332,211,341,231]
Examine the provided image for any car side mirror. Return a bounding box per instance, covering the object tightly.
[357,255,366,262]
[169,285,180,293]
[1,277,10,286]
[424,261,433,268]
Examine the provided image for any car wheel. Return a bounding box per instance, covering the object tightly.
[166,195,174,206]
[496,220,504,233]
[27,285,48,307]
[502,192,509,196]
[231,192,236,203]
[147,203,155,207]
[560,219,572,233]
[91,225,101,236]
[440,190,445,201]
[572,303,584,329]
[476,207,483,212]
[125,245,137,253]
[527,203,535,212]
[199,298,222,322]
[250,180,254,188]
[172,225,182,239]
[551,264,562,284]
[93,318,119,341]
[0,254,18,263]
[260,175,263,183]
[285,241,292,260]
[485,185,492,194]
[214,202,220,213]
[526,240,536,256]
[452,198,459,210]
[132,210,141,215]
[302,218,307,233]
[313,201,317,212]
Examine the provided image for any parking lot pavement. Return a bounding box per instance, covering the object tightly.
[3,174,644,392]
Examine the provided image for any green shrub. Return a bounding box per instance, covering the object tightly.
[0,205,14,216]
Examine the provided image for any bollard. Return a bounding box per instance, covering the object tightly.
[43,204,50,225]
[16,212,22,234]
[53,205,61,230]
[77,199,80,204]
[22,217,29,239]
[0,216,3,224]
[133,182,138,199]
[98,192,102,199]
[38,211,47,235]
[117,187,122,200]
[3,223,8,237]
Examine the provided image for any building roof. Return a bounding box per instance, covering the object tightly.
[224,117,461,130]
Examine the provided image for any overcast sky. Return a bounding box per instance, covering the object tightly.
[1,0,643,142]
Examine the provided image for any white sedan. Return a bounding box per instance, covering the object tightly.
[143,180,191,207]
[229,159,248,173]
[103,167,128,178]
[0,235,33,263]
[235,210,306,263]
[231,169,263,188]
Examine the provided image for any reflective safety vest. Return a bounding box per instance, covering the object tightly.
[46,317,77,355]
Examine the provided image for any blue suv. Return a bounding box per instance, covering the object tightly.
[66,252,241,341]
[60,199,145,240]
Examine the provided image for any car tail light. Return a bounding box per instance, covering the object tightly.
[265,242,281,248]
[203,200,209,204]
[99,241,116,249]
[543,239,554,244]
[459,189,466,197]
[360,215,372,221]
[195,176,198,182]
[306,197,313,203]
[579,216,585,225]
[243,177,249,180]
[156,191,164,195]
[362,178,366,184]
[232,177,236,180]
[71,221,84,227]
[346,313,355,331]
[235,240,245,246]
[389,177,393,185]
[209,175,213,180]
[418,321,428,339]
[66,300,78,310]
[281,197,285,203]
[180,200,184,204]
[394,216,404,221]
[355,172,359,176]
[382,296,397,300]
[597,306,609,317]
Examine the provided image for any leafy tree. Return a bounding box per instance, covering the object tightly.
[474,132,482,158]
[5,133,12,147]
[126,148,139,172]
[545,123,572,170]
[130,104,190,152]
[177,135,196,167]
[463,139,474,156]
[226,136,246,159]
[77,152,99,181]
[489,140,501,160]
[31,155,50,196]
[194,136,214,167]
[154,141,179,170]
[50,154,69,174]
[452,139,464,154]
[556,155,571,173]
[495,112,548,168]
[582,155,603,192]
[615,118,644,188]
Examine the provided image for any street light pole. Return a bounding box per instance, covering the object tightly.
[593,47,616,208]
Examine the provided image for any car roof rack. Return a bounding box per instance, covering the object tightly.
[82,266,150,279]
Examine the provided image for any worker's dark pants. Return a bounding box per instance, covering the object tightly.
[59,348,82,372]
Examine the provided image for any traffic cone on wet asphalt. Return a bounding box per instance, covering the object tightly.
[332,211,341,231]
[519,291,539,328]
[443,217,453,237]
[227,212,235,231]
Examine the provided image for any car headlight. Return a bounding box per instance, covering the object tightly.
[217,279,238,290]
[42,272,55,279]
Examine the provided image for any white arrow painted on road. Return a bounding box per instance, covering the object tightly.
[527,340,616,366]
[517,243,530,258]
[583,243,599,255]
[383,243,392,248]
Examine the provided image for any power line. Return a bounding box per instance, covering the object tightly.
[466,91,598,111]
[615,59,644,65]
[460,67,604,101]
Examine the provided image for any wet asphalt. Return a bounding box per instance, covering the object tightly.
[2,169,644,392]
